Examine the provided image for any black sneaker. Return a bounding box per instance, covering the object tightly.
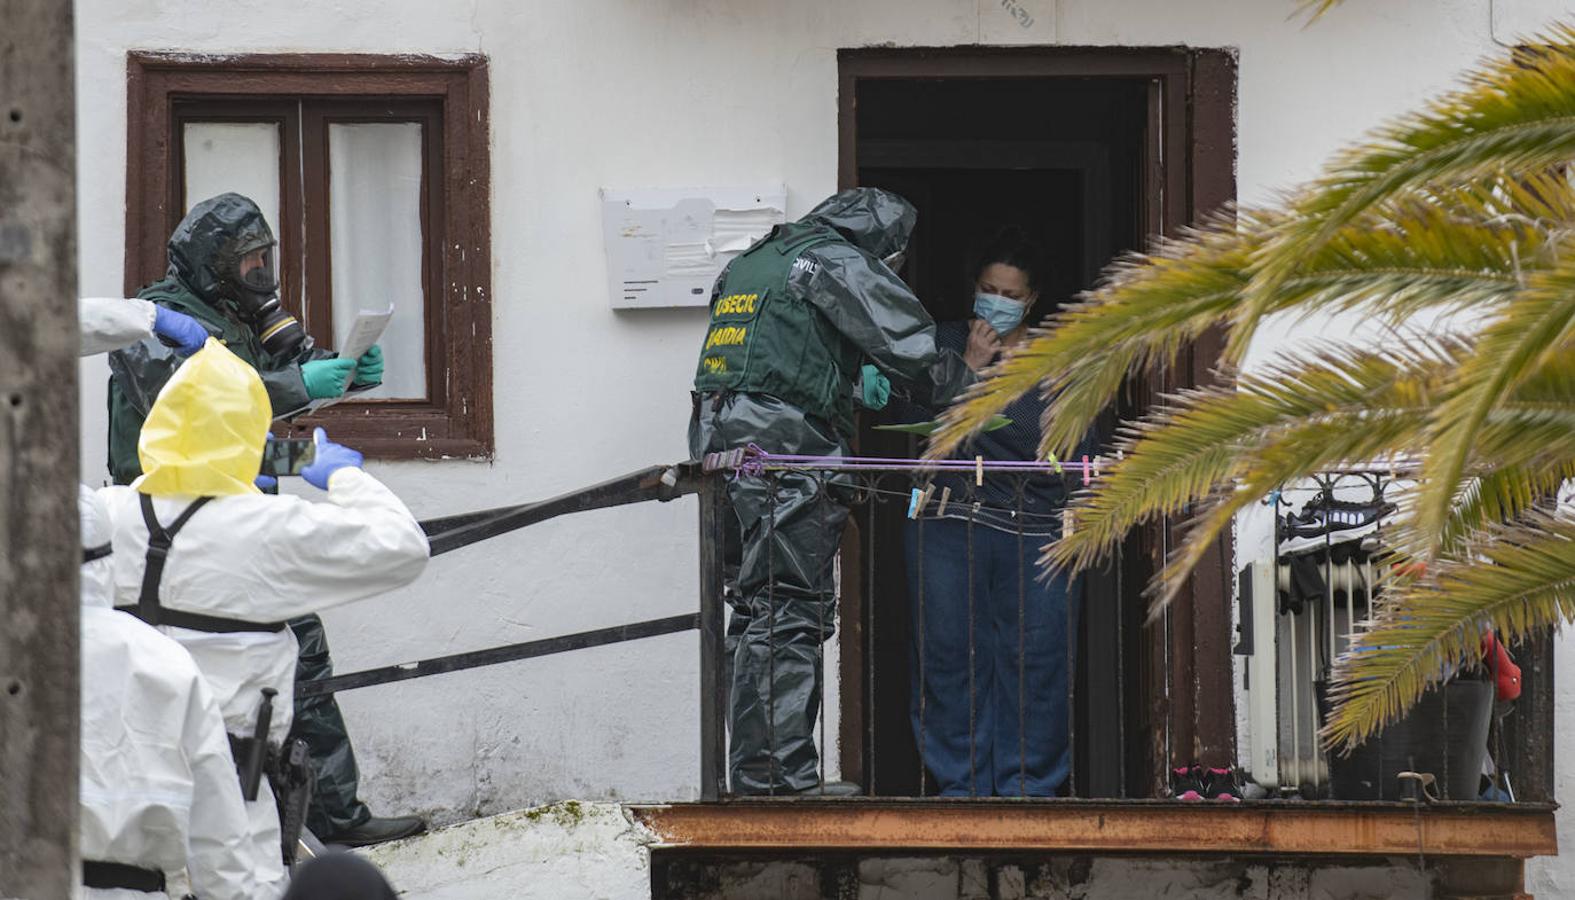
[1202,766,1242,803]
[1171,765,1206,801]
[1279,491,1397,554]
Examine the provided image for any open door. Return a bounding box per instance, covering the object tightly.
[836,47,1237,799]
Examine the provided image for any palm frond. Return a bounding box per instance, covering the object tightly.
[1323,510,1575,750]
[1412,241,1575,557]
[1045,340,1454,581]
[1295,0,1344,21]
[1233,26,1575,360]
[1437,459,1575,554]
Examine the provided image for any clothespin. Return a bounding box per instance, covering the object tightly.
[1093,455,1103,480]
[1063,508,1075,537]
[1267,487,1282,507]
[907,487,924,519]
[975,455,985,486]
[1045,450,1063,475]
[1081,454,1091,486]
[917,481,935,511]
[936,486,952,516]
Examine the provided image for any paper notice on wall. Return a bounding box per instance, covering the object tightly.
[601,186,786,309]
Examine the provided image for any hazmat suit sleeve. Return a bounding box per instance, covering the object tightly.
[920,349,979,408]
[109,335,317,422]
[79,297,157,356]
[793,245,941,384]
[181,669,262,900]
[258,468,431,619]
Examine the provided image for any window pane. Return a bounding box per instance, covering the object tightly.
[328,122,427,400]
[182,122,282,240]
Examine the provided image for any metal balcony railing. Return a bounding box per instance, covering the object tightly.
[288,455,1555,810]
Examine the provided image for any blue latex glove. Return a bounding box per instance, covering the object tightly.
[300,428,364,491]
[300,358,357,400]
[254,474,278,491]
[353,344,384,387]
[860,364,891,411]
[151,305,210,356]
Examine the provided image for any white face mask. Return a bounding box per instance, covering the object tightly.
[973,291,1028,335]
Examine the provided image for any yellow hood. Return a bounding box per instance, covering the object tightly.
[133,339,272,497]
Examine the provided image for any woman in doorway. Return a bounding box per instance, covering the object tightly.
[898,227,1094,797]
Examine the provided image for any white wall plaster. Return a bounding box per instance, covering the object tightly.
[71,0,1573,889]
[359,802,653,899]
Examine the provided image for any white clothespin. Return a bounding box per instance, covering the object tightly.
[936,486,952,516]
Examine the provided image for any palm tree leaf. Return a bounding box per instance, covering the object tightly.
[1437,459,1575,554]
[1412,243,1575,558]
[1045,340,1454,580]
[1234,26,1575,360]
[1323,510,1575,750]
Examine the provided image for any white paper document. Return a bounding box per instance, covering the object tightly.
[322,303,395,402]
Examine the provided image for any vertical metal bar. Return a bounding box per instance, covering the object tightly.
[697,475,727,801]
[967,504,978,798]
[916,496,927,798]
[865,475,877,796]
[1324,479,1336,673]
[816,473,828,791]
[1305,555,1319,794]
[1018,479,1029,799]
[1115,532,1127,798]
[765,472,779,795]
[1278,489,1299,794]
[1320,475,1335,794]
[1162,512,1173,781]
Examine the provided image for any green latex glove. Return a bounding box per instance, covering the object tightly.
[860,364,891,411]
[301,358,357,400]
[353,344,384,386]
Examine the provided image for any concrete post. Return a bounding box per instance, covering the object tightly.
[0,0,79,895]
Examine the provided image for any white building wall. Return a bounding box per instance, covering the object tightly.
[73,0,1570,884]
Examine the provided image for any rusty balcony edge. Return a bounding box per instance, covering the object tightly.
[626,800,1558,859]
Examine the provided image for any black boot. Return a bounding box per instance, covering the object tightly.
[321,814,428,848]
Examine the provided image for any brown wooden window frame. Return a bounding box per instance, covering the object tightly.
[124,52,493,460]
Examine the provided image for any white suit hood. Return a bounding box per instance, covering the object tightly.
[80,484,114,610]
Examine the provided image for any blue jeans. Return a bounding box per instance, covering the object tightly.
[904,517,1078,796]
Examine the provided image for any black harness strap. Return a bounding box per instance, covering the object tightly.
[115,493,288,634]
[82,860,166,893]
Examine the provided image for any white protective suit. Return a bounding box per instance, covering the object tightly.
[79,485,261,900]
[80,297,159,356]
[100,343,431,894]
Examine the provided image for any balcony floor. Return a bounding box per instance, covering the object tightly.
[629,798,1557,860]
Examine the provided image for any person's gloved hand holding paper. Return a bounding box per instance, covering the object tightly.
[352,345,384,387]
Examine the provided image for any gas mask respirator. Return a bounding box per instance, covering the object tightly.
[226,247,305,358]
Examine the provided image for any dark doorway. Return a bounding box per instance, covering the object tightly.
[835,48,1237,799]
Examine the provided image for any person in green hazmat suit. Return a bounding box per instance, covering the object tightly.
[106,193,424,848]
[689,187,970,795]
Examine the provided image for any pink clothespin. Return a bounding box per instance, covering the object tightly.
[1081,455,1090,486]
